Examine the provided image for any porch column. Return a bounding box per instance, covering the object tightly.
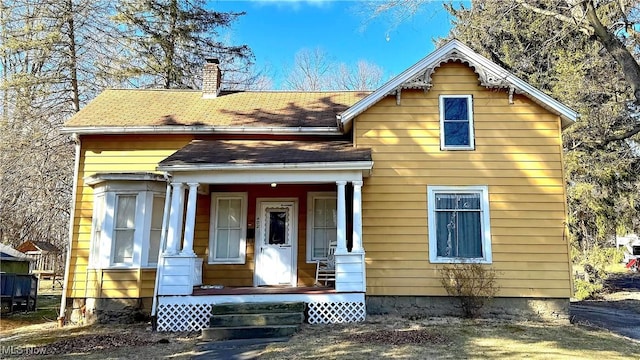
[352,180,364,253]
[180,182,199,256]
[164,182,185,255]
[159,181,173,255]
[336,180,348,254]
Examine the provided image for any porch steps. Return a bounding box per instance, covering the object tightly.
[201,302,305,341]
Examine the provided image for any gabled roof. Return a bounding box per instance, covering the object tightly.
[338,39,578,130]
[158,140,373,172]
[16,240,61,253]
[62,90,368,135]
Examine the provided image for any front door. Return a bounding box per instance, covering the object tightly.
[254,200,298,286]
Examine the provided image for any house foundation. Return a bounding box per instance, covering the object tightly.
[366,296,569,323]
[67,297,152,324]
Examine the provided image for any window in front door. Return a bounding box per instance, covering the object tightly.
[268,211,287,245]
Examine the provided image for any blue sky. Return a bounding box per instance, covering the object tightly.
[211,0,458,89]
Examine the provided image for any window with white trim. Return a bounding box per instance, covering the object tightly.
[88,178,166,269]
[209,192,247,264]
[440,95,474,150]
[306,192,337,262]
[427,186,492,263]
[112,194,136,265]
[89,194,105,267]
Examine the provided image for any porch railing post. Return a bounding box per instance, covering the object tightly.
[165,182,185,255]
[352,180,364,253]
[181,182,199,256]
[336,180,348,255]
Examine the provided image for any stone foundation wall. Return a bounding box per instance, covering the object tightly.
[366,296,569,323]
[67,297,153,324]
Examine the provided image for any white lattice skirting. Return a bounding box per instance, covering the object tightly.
[307,301,366,324]
[157,302,212,332]
[156,295,366,332]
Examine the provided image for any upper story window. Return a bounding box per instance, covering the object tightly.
[306,192,337,262]
[439,95,474,150]
[427,186,492,264]
[209,192,248,264]
[87,173,166,269]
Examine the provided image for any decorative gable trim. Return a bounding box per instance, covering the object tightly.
[395,49,511,93]
[338,39,578,130]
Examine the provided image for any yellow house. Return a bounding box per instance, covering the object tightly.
[60,40,577,330]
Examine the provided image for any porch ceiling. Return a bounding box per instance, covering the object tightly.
[158,140,372,171]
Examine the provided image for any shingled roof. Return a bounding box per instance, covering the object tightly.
[158,140,372,170]
[64,89,369,129]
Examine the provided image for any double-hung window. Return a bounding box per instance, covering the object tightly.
[440,95,474,150]
[307,192,337,262]
[112,194,137,265]
[427,186,492,263]
[87,174,166,269]
[209,192,247,264]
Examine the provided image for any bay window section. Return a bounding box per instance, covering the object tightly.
[112,194,137,265]
[89,194,105,267]
[147,195,165,265]
[86,174,166,269]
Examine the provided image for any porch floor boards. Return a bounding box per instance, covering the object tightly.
[192,286,336,296]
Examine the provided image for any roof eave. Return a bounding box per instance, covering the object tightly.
[158,161,374,176]
[60,125,344,136]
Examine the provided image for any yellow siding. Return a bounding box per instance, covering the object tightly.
[65,135,193,299]
[357,62,571,298]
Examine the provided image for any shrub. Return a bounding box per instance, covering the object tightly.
[574,278,603,300]
[573,245,625,299]
[438,263,499,318]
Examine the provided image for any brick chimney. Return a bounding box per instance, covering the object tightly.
[202,58,222,99]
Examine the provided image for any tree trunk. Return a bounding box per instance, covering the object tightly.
[65,0,80,112]
[584,0,640,104]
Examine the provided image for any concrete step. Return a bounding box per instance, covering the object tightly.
[210,312,304,327]
[211,302,305,315]
[201,325,299,341]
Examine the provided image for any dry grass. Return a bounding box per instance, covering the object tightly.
[2,294,639,359]
[260,316,640,360]
[2,315,638,359]
[0,321,199,359]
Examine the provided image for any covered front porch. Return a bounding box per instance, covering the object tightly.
[151,140,372,331]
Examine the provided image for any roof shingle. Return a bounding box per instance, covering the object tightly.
[159,140,372,168]
[64,90,369,128]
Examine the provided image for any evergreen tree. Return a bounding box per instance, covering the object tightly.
[113,0,253,89]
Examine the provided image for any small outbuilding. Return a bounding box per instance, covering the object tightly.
[16,240,63,277]
[1,243,38,313]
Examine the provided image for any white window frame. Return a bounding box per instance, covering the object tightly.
[146,194,165,267]
[89,193,105,267]
[110,193,140,267]
[439,95,475,150]
[88,179,166,269]
[209,192,248,264]
[427,185,492,264]
[306,192,337,263]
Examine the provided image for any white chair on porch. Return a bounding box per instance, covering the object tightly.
[315,242,337,287]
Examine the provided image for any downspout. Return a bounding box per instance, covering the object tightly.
[151,172,172,330]
[58,133,81,326]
